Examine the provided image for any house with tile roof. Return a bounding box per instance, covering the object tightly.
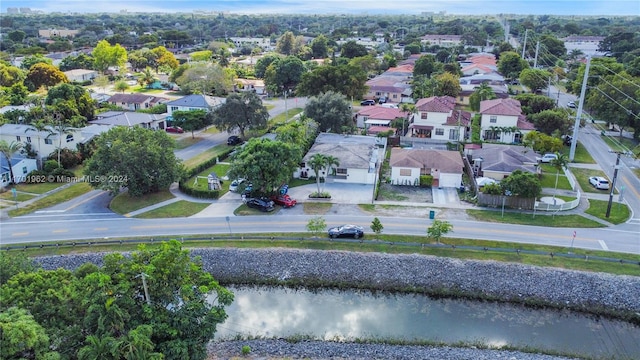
[389,148,464,188]
[409,96,471,141]
[165,94,226,116]
[295,133,386,185]
[355,106,406,130]
[479,98,535,144]
[107,93,168,111]
[364,76,412,104]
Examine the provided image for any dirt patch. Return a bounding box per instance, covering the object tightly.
[377,183,433,203]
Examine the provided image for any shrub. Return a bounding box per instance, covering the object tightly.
[241,345,251,355]
[25,170,47,183]
[48,148,82,169]
[43,160,60,173]
[50,167,75,181]
[419,175,433,187]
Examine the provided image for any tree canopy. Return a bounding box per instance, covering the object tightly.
[296,64,368,100]
[497,51,529,80]
[303,91,354,133]
[500,170,541,198]
[84,126,183,196]
[211,92,269,139]
[92,40,127,74]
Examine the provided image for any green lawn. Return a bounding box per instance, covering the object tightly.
[538,170,572,190]
[14,182,65,194]
[135,200,210,218]
[559,141,596,164]
[569,167,616,194]
[269,108,303,126]
[467,209,605,228]
[601,134,639,154]
[585,199,630,225]
[8,182,93,217]
[174,136,202,149]
[189,163,231,192]
[0,191,36,201]
[109,190,175,214]
[183,144,234,170]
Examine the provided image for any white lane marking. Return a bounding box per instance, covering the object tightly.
[598,240,609,250]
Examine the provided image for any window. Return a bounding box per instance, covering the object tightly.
[399,168,411,176]
[26,137,32,143]
[66,134,74,143]
[449,129,459,140]
[336,168,347,175]
[45,138,53,145]
[490,116,497,123]
[421,112,427,119]
[16,136,21,141]
[22,166,27,174]
[170,106,179,112]
[435,128,444,136]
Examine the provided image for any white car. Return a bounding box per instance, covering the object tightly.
[567,101,576,108]
[536,153,558,163]
[589,176,610,190]
[228,178,245,192]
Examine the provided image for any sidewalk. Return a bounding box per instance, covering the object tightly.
[0,181,78,220]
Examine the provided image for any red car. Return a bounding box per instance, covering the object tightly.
[165,126,184,133]
[271,194,297,208]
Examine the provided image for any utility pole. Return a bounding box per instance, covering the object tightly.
[605,151,623,218]
[136,273,151,306]
[521,29,528,59]
[570,56,590,161]
[533,41,540,68]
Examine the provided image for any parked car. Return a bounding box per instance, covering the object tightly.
[246,197,275,212]
[328,224,364,239]
[360,99,375,106]
[165,126,184,133]
[227,135,243,145]
[229,178,245,192]
[561,135,572,146]
[567,101,576,108]
[536,153,558,163]
[241,183,253,197]
[271,194,297,207]
[378,96,387,104]
[589,176,610,190]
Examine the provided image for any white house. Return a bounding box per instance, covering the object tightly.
[107,93,168,111]
[165,95,226,117]
[389,148,463,188]
[410,96,471,141]
[235,79,266,95]
[92,111,168,130]
[63,69,98,82]
[295,133,387,185]
[0,123,84,162]
[479,98,535,143]
[1,155,38,187]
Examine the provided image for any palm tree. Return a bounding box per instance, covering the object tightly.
[309,153,327,196]
[323,155,340,192]
[25,120,53,167]
[399,103,416,136]
[549,152,569,204]
[0,140,23,186]
[78,335,118,360]
[138,67,156,88]
[48,120,76,167]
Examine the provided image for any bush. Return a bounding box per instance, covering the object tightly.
[50,167,75,181]
[43,160,60,173]
[419,175,433,187]
[48,149,82,169]
[241,345,251,355]
[178,181,221,199]
[25,170,47,183]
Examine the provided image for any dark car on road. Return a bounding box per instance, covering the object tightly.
[165,126,184,133]
[328,224,364,239]
[246,197,275,212]
[227,135,243,145]
[360,99,375,106]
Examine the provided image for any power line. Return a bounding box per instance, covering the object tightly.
[593,63,640,91]
[592,86,640,120]
[595,76,640,107]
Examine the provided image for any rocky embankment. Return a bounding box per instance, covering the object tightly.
[36,248,640,360]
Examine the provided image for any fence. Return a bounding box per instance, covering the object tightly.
[535,191,581,212]
[3,235,638,267]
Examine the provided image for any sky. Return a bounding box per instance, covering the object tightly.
[2,0,639,16]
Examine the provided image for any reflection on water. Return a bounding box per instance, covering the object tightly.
[215,286,640,359]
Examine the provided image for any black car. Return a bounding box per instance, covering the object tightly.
[360,99,375,106]
[227,135,243,145]
[328,224,364,239]
[246,197,275,212]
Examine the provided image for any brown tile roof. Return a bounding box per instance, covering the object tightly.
[479,98,522,116]
[390,148,463,174]
[444,110,472,126]
[357,106,407,120]
[415,96,456,113]
[517,116,535,130]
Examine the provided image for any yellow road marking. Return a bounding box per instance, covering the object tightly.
[64,191,106,211]
[52,229,69,233]
[94,227,108,231]
[11,232,28,236]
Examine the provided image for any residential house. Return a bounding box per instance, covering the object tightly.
[295,133,387,185]
[63,69,98,82]
[165,95,226,117]
[410,96,471,141]
[390,148,464,188]
[1,155,37,187]
[464,143,538,180]
[92,111,168,130]
[458,73,509,105]
[355,106,406,130]
[0,123,84,162]
[38,29,80,38]
[421,34,463,48]
[107,93,168,111]
[479,98,535,143]
[229,37,273,52]
[561,35,607,57]
[364,76,412,104]
[235,78,266,95]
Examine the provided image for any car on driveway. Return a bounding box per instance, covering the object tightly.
[246,197,275,212]
[328,224,364,239]
[589,176,610,190]
[536,153,558,163]
[229,178,245,192]
[271,194,297,207]
[165,126,184,133]
[360,99,375,106]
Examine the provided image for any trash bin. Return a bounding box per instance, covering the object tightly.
[429,210,435,219]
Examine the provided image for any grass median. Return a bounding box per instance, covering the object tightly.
[8,182,93,217]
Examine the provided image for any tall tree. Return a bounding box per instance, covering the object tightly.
[0,62,25,87]
[211,92,269,139]
[500,170,542,198]
[435,72,461,98]
[529,109,572,135]
[519,68,552,93]
[275,31,297,55]
[340,40,368,59]
[310,34,329,59]
[497,51,528,81]
[46,83,96,121]
[84,126,182,196]
[171,109,207,138]
[0,307,59,359]
[25,62,68,90]
[413,54,440,78]
[308,153,327,195]
[92,40,127,74]
[303,91,353,132]
[295,64,367,100]
[151,46,179,72]
[264,55,305,95]
[549,152,569,204]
